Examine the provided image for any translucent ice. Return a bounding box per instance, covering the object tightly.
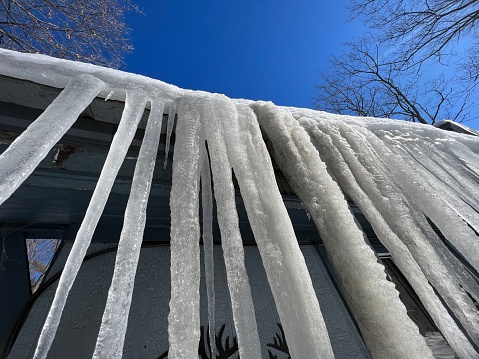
[252,102,433,359]
[200,96,262,358]
[93,99,164,358]
[200,141,216,358]
[232,103,335,358]
[167,96,202,358]
[0,74,104,205]
[33,90,148,359]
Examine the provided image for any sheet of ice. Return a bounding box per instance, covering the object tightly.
[164,99,177,169]
[32,90,148,359]
[0,74,104,205]
[252,102,433,359]
[368,131,479,274]
[167,96,202,358]
[226,103,334,358]
[299,117,477,358]
[200,141,216,358]
[92,99,164,358]
[200,96,262,358]
[404,139,479,211]
[304,118,479,348]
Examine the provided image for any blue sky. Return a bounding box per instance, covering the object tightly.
[124,1,479,130]
[124,1,362,107]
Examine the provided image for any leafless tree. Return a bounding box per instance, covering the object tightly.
[349,0,479,71]
[315,0,479,124]
[0,0,139,68]
[314,38,470,124]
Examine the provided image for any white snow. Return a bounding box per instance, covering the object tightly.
[1,48,479,359]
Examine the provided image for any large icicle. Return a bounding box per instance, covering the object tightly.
[200,96,262,358]
[33,90,148,359]
[300,118,478,358]
[224,103,335,358]
[308,119,479,347]
[0,74,104,205]
[168,96,202,358]
[368,131,479,274]
[92,99,164,358]
[200,142,216,358]
[252,102,433,359]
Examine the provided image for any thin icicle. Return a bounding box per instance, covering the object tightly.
[252,102,433,359]
[200,96,262,358]
[168,96,202,359]
[229,103,335,359]
[92,99,164,358]
[0,74,105,205]
[300,118,477,359]
[200,141,216,358]
[164,99,177,169]
[33,90,148,359]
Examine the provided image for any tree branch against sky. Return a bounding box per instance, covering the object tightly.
[315,0,479,124]
[0,0,139,68]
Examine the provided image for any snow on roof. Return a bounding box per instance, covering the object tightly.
[0,48,478,151]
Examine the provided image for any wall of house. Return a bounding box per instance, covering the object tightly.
[8,244,370,359]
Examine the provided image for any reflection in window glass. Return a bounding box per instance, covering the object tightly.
[26,238,61,293]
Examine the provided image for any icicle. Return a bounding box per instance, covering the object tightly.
[400,141,479,231]
[200,96,262,358]
[92,99,164,358]
[200,141,217,358]
[164,99,177,169]
[300,118,477,358]
[372,134,479,275]
[105,89,114,101]
[308,119,479,348]
[406,139,479,211]
[252,102,433,359]
[168,96,202,359]
[0,74,105,205]
[224,103,334,358]
[33,90,148,359]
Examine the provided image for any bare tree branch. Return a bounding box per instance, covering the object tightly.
[315,1,479,125]
[0,0,140,68]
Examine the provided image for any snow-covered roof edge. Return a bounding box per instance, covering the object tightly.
[0,48,477,148]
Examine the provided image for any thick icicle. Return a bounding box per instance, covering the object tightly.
[226,103,335,358]
[92,99,164,358]
[309,119,479,347]
[252,102,433,359]
[168,96,202,358]
[394,137,479,233]
[406,139,479,211]
[0,74,104,205]
[370,132,479,274]
[200,96,262,358]
[200,141,216,358]
[300,118,478,358]
[164,99,177,169]
[32,90,148,359]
